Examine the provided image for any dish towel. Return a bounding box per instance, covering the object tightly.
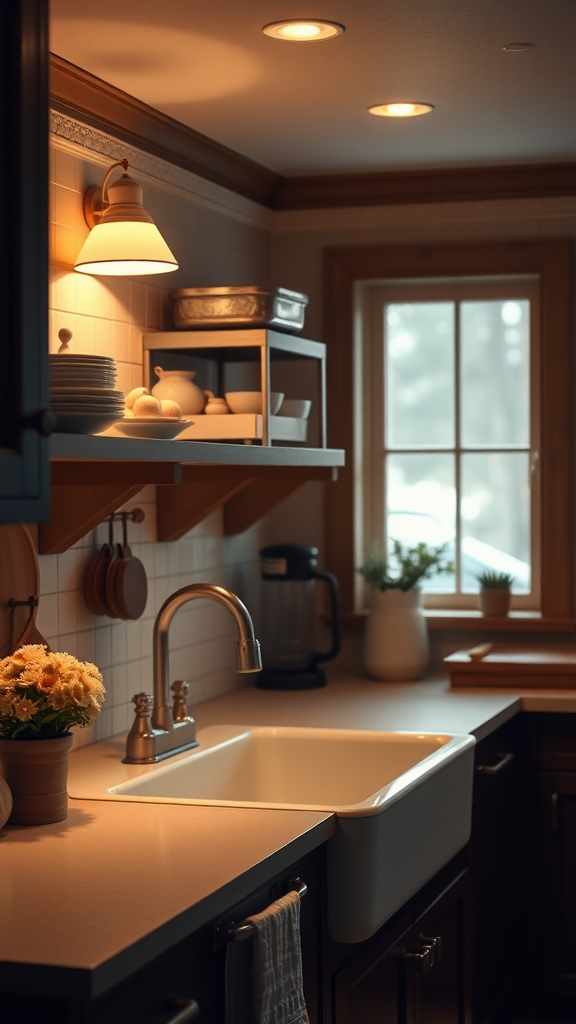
[225,890,310,1024]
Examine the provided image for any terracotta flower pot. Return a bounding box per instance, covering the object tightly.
[0,734,73,825]
[478,588,511,617]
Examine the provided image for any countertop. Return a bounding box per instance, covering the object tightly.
[1,671,574,1001]
[193,671,576,739]
[0,801,333,998]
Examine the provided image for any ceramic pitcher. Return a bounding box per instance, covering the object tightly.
[151,367,205,414]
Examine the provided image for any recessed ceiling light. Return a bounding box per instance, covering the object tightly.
[502,42,534,50]
[368,102,434,118]
[262,20,344,41]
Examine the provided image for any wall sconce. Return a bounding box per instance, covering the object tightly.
[74,159,179,276]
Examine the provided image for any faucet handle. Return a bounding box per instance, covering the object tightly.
[172,680,193,724]
[132,692,154,717]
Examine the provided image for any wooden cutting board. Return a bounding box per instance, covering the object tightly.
[446,644,576,689]
[0,525,45,658]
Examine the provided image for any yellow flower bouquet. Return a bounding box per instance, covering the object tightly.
[0,644,105,740]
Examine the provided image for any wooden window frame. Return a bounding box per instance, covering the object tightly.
[323,240,573,626]
[362,278,540,612]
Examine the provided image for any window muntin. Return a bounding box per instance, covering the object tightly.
[365,279,539,610]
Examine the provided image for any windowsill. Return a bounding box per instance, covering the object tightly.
[340,609,576,632]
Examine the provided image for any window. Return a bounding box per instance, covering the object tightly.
[324,240,572,626]
[360,278,540,610]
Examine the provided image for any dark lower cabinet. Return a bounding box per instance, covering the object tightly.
[537,771,576,1002]
[469,716,520,1024]
[411,869,470,1024]
[535,716,576,1007]
[331,853,470,1024]
[332,909,413,1024]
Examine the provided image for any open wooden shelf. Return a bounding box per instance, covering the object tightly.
[39,434,344,553]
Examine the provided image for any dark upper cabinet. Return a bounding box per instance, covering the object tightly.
[0,0,50,523]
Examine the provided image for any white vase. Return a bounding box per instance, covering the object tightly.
[364,589,429,681]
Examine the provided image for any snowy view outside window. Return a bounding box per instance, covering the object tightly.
[383,296,531,595]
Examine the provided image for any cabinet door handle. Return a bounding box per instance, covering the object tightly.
[22,407,56,437]
[164,998,199,1024]
[420,934,442,967]
[476,751,514,775]
[403,947,431,974]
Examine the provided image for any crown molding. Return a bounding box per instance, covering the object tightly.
[49,53,282,208]
[275,162,576,210]
[50,54,576,213]
[50,112,272,229]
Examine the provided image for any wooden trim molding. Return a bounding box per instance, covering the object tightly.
[323,239,573,618]
[50,56,576,212]
[275,163,576,210]
[49,54,282,208]
[340,611,576,634]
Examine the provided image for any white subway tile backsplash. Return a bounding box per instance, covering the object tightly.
[60,632,78,658]
[39,554,58,596]
[95,626,112,669]
[54,184,85,233]
[57,548,79,592]
[112,704,129,738]
[76,629,96,665]
[125,620,142,662]
[113,320,131,363]
[53,149,77,191]
[95,707,113,742]
[111,662,128,706]
[111,623,128,666]
[58,590,78,636]
[75,271,96,318]
[36,593,59,640]
[75,313,96,354]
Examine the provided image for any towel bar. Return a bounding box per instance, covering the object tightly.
[227,878,308,942]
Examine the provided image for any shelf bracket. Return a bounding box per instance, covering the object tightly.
[157,467,252,542]
[223,467,336,536]
[39,461,182,554]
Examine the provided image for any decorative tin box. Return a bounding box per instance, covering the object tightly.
[169,286,308,333]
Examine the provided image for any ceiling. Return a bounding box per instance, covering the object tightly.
[50,0,576,178]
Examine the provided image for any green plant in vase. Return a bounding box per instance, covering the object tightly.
[357,540,454,681]
[358,539,455,592]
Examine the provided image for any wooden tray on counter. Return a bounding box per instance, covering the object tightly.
[445,644,576,689]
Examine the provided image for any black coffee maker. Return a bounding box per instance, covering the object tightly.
[257,544,341,690]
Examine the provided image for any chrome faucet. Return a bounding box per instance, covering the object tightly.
[124,583,262,764]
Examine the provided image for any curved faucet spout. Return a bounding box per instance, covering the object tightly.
[152,583,262,731]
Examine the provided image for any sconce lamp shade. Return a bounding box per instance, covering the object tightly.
[74,166,178,276]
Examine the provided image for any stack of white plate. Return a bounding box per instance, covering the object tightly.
[49,355,124,433]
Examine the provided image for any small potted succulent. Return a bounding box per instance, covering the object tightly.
[357,540,454,681]
[0,644,105,825]
[475,570,515,617]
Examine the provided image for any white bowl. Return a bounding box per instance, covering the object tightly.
[225,391,284,415]
[277,399,312,419]
[115,418,192,439]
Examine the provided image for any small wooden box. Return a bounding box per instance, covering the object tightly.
[445,645,576,689]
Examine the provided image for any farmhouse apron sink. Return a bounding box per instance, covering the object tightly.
[69,724,475,942]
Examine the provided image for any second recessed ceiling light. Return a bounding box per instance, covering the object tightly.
[368,102,435,117]
[262,20,344,40]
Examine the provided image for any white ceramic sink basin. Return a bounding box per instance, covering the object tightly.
[109,725,465,813]
[69,724,475,942]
